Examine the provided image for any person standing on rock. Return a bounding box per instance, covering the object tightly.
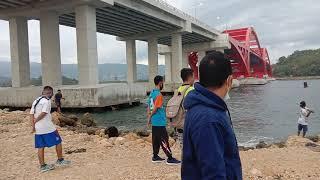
[147,75,181,165]
[182,51,242,179]
[54,89,65,113]
[30,86,70,172]
[173,68,195,149]
[298,101,314,137]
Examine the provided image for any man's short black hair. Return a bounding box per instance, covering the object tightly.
[43,86,53,91]
[57,89,61,92]
[300,101,306,108]
[154,75,164,85]
[199,51,232,88]
[180,68,194,82]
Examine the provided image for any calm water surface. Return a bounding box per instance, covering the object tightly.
[92,80,320,146]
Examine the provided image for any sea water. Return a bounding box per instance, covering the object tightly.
[92,80,320,146]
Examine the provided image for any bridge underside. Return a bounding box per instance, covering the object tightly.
[0,0,215,45]
[0,0,229,107]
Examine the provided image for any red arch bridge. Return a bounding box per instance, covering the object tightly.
[188,27,272,80]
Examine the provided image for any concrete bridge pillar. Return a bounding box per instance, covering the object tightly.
[9,17,30,88]
[126,40,137,83]
[40,11,62,86]
[76,5,98,85]
[182,52,189,68]
[148,37,158,86]
[171,33,183,83]
[164,53,172,83]
[198,51,206,64]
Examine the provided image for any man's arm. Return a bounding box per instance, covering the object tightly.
[30,114,35,133]
[34,99,50,123]
[192,122,227,179]
[147,106,151,126]
[34,112,48,123]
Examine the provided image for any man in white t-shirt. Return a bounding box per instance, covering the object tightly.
[30,86,70,172]
[297,101,314,137]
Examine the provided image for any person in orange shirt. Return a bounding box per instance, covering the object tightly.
[147,75,181,165]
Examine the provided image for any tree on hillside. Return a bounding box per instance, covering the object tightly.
[273,48,320,77]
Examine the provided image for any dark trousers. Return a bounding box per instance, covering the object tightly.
[152,126,172,159]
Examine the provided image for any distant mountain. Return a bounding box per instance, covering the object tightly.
[0,61,165,82]
[273,48,320,77]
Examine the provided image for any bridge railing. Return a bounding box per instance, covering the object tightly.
[154,0,214,32]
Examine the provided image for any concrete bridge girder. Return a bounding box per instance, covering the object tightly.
[0,0,224,108]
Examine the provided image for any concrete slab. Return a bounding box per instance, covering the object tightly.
[239,78,268,85]
[0,83,146,108]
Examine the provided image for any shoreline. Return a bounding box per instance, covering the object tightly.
[275,76,320,80]
[1,110,320,179]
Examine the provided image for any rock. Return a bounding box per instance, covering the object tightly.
[68,114,78,121]
[274,141,286,148]
[99,139,113,147]
[286,135,314,147]
[0,128,9,134]
[305,142,320,152]
[105,126,119,138]
[99,132,106,138]
[238,146,255,151]
[135,139,144,144]
[123,133,140,141]
[65,148,86,154]
[80,113,96,127]
[51,112,77,127]
[114,137,126,146]
[169,137,175,147]
[124,141,133,147]
[95,129,101,135]
[143,134,152,143]
[12,110,23,114]
[256,141,270,149]
[305,142,319,147]
[82,136,93,142]
[86,127,99,135]
[134,129,150,137]
[51,112,61,126]
[250,168,262,176]
[168,128,175,138]
[108,137,117,145]
[306,135,320,142]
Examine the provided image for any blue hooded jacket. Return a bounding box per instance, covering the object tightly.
[182,83,242,180]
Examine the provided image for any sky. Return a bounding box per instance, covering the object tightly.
[0,0,319,65]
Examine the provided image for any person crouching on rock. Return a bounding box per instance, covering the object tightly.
[30,86,70,172]
[147,75,181,165]
[297,101,314,137]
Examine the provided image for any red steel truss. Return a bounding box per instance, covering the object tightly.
[188,27,272,80]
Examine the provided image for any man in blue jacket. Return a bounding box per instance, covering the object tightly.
[182,51,242,180]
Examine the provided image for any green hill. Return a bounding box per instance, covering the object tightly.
[273,48,320,77]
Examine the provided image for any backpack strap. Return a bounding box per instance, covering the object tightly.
[33,96,47,114]
[180,85,191,110]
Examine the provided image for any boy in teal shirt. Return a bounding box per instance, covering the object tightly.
[147,75,181,165]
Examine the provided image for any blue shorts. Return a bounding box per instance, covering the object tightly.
[35,131,62,148]
[298,124,308,133]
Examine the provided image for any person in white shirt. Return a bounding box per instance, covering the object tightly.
[30,86,70,172]
[297,101,314,137]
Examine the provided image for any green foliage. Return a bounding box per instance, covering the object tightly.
[273,48,320,77]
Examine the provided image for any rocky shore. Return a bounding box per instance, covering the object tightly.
[1,109,320,179]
